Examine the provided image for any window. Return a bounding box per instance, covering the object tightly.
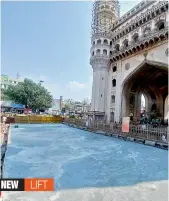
[103,39,108,45]
[97,39,101,44]
[92,51,94,56]
[102,77,103,80]
[103,49,107,55]
[101,94,102,97]
[132,33,139,42]
[111,95,115,103]
[96,49,101,55]
[112,79,116,87]
[93,41,95,45]
[110,51,112,55]
[157,21,165,30]
[113,66,117,72]
[115,44,120,51]
[110,41,112,46]
[123,39,129,48]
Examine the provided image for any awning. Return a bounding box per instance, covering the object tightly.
[12,103,25,109]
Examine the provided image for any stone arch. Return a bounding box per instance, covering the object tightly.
[123,39,129,48]
[96,49,101,55]
[122,60,168,89]
[132,33,139,42]
[112,79,116,87]
[103,39,108,45]
[113,66,117,72]
[156,19,165,30]
[121,60,168,120]
[115,44,120,51]
[97,39,101,45]
[103,49,107,55]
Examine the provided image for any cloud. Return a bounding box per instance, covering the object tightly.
[67,81,85,90]
[23,73,93,101]
[65,76,93,101]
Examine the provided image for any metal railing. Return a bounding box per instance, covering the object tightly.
[64,118,168,143]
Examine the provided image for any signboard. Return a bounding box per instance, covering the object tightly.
[122,117,130,133]
[1,74,8,82]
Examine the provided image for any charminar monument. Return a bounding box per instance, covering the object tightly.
[89,0,168,123]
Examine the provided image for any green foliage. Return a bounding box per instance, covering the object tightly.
[1,89,10,100]
[3,78,53,110]
[64,102,72,110]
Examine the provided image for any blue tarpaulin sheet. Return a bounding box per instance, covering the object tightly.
[12,104,25,109]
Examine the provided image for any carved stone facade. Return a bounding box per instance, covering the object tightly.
[89,0,168,123]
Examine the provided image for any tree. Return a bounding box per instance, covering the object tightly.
[3,78,53,111]
[64,99,75,111]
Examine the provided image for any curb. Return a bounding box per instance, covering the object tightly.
[63,123,168,150]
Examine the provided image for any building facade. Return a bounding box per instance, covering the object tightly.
[89,0,168,123]
[1,74,22,90]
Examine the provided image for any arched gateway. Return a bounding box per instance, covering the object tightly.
[89,0,168,124]
[121,60,168,122]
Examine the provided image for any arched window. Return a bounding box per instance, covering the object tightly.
[103,39,108,45]
[110,41,112,46]
[96,49,101,55]
[97,39,101,44]
[103,49,107,55]
[156,20,165,30]
[123,39,129,48]
[110,51,112,55]
[93,41,95,45]
[92,51,94,56]
[113,66,117,72]
[111,95,115,103]
[115,44,120,51]
[132,33,139,42]
[112,79,116,87]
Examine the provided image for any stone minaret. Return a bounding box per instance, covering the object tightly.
[90,0,119,119]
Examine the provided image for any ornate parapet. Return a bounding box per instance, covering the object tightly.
[111,27,168,61]
[91,32,112,41]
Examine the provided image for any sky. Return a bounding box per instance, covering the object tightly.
[2,1,141,101]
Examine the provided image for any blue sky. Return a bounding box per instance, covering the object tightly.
[2,1,141,101]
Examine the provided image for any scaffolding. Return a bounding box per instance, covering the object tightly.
[91,0,120,36]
